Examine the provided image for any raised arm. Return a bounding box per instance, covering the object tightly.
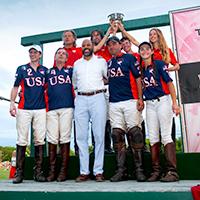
[118,21,140,47]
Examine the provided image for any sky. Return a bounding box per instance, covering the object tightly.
[0,0,199,147]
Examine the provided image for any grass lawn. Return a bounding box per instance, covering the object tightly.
[0,168,9,180]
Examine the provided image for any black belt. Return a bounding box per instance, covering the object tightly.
[151,95,165,102]
[78,89,106,96]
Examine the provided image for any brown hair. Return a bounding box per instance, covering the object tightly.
[149,28,171,64]
[62,30,77,47]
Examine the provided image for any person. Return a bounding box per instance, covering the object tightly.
[73,39,107,182]
[107,36,146,182]
[138,41,180,182]
[9,150,16,179]
[120,36,149,153]
[90,27,113,154]
[62,29,82,67]
[149,28,180,143]
[9,45,47,184]
[61,29,82,155]
[45,48,74,182]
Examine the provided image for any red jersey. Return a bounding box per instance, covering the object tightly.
[132,52,140,62]
[94,46,112,62]
[153,48,178,65]
[54,47,82,67]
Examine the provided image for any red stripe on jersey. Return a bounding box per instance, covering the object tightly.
[129,72,139,99]
[160,77,170,95]
[44,83,49,112]
[71,85,75,99]
[18,80,25,109]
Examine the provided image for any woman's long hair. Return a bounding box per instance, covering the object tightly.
[149,28,171,64]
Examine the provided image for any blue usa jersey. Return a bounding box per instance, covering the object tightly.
[142,60,172,100]
[14,64,47,110]
[108,53,140,103]
[45,67,74,111]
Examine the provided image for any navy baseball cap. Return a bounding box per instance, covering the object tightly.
[106,36,121,45]
[138,41,152,50]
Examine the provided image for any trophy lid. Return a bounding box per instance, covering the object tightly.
[108,13,124,21]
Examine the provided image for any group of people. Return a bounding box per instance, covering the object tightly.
[9,21,180,184]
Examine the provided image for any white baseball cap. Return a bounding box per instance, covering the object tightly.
[28,45,42,53]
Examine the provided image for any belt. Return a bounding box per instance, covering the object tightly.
[78,89,106,96]
[151,95,165,102]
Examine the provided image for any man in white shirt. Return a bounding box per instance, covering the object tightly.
[73,39,107,182]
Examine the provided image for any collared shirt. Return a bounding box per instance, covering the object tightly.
[108,53,141,103]
[14,63,47,110]
[53,47,82,68]
[142,60,172,100]
[73,55,107,92]
[45,66,74,111]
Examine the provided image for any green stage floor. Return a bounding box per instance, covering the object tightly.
[0,180,197,200]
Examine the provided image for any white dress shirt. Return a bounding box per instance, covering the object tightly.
[73,55,107,92]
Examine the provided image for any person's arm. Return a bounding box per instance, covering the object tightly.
[10,87,19,117]
[166,63,180,71]
[166,48,180,71]
[136,77,144,111]
[167,82,180,116]
[118,21,140,47]
[93,27,112,53]
[72,66,77,90]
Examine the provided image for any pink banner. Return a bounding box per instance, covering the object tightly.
[171,7,200,152]
[172,8,200,64]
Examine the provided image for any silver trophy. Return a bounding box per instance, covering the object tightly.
[108,13,124,27]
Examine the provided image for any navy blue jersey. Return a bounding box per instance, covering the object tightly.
[45,67,74,111]
[14,63,47,110]
[108,53,140,103]
[142,60,172,100]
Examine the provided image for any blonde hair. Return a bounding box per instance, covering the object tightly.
[149,28,171,64]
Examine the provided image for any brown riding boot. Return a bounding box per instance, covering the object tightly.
[33,145,46,182]
[13,145,26,184]
[110,128,128,182]
[147,142,161,182]
[57,143,70,182]
[127,126,146,182]
[47,143,57,182]
[160,142,179,182]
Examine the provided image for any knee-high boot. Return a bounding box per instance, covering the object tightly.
[127,126,146,182]
[110,128,128,182]
[147,142,161,182]
[160,142,179,182]
[13,145,26,184]
[33,145,46,182]
[57,143,70,182]
[47,143,57,182]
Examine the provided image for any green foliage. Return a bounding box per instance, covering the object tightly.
[145,137,183,152]
[0,168,9,180]
[0,146,15,161]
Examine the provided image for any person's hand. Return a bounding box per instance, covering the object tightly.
[137,99,144,111]
[172,104,181,116]
[10,101,17,117]
[118,21,125,32]
[110,21,118,35]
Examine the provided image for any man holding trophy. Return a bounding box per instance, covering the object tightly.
[106,13,146,182]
